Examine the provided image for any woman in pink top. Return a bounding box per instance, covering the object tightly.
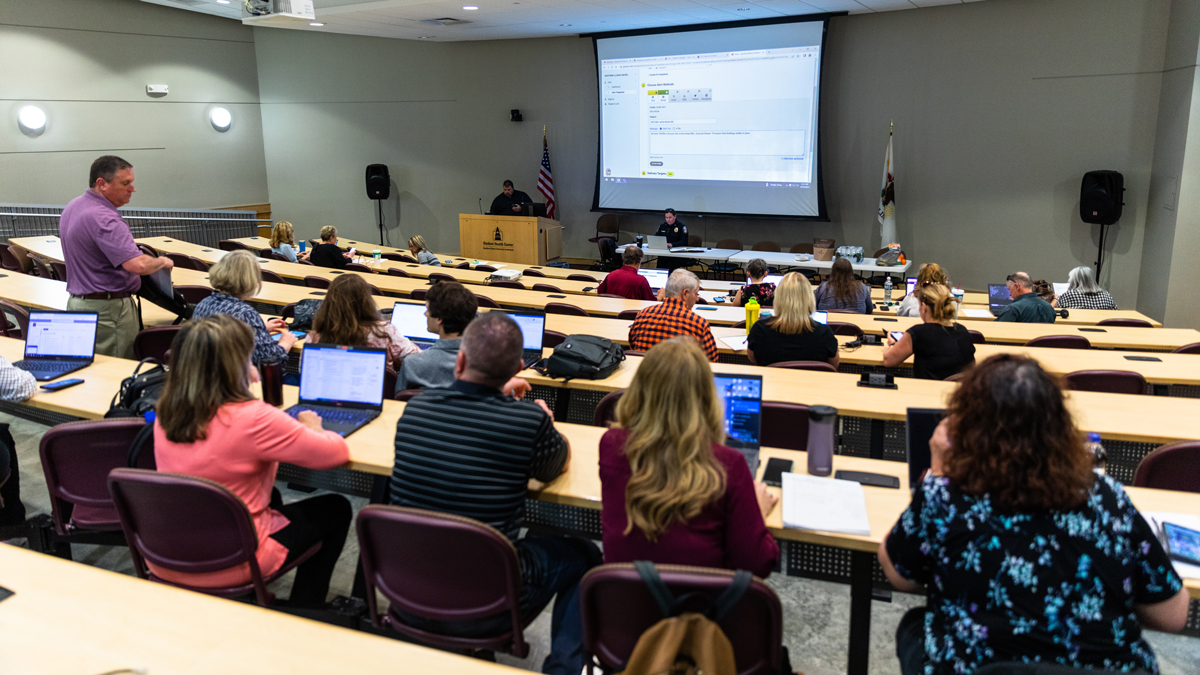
[304,274,419,371]
[598,336,780,577]
[154,315,351,607]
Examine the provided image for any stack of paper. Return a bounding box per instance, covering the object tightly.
[782,473,872,536]
[719,336,749,352]
[960,308,993,319]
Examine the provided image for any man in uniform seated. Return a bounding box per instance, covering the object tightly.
[653,208,691,273]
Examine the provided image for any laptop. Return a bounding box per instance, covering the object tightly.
[390,301,438,350]
[811,310,828,325]
[637,268,669,289]
[905,408,946,492]
[13,311,99,381]
[714,373,764,475]
[906,277,917,296]
[500,310,547,368]
[286,344,388,437]
[646,235,669,249]
[988,284,1013,316]
[746,274,784,285]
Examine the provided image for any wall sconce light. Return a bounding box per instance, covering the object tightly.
[18,106,46,136]
[210,107,232,132]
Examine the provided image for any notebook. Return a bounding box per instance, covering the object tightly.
[390,301,438,350]
[286,344,387,437]
[905,408,945,491]
[714,373,763,474]
[13,311,99,381]
[988,284,1013,316]
[499,310,547,368]
[781,473,871,536]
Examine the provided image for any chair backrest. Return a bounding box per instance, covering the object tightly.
[532,283,562,293]
[186,256,210,271]
[1096,318,1153,328]
[767,360,836,373]
[762,401,809,451]
[543,330,567,349]
[715,238,743,250]
[40,419,149,535]
[380,252,409,262]
[1172,342,1200,354]
[410,288,427,302]
[29,256,55,279]
[345,263,374,273]
[827,321,864,337]
[175,285,213,305]
[429,272,457,283]
[395,388,423,402]
[383,368,397,400]
[263,251,291,262]
[356,505,531,656]
[568,273,598,282]
[218,240,251,252]
[475,295,500,309]
[617,309,641,321]
[303,276,331,289]
[596,214,620,236]
[386,267,411,278]
[164,253,192,270]
[107,468,273,604]
[134,326,181,363]
[489,280,525,290]
[298,259,314,266]
[1024,335,1091,349]
[751,241,780,252]
[1064,369,1146,395]
[0,299,30,340]
[688,234,703,247]
[366,284,383,296]
[967,330,985,344]
[580,563,783,675]
[0,244,21,271]
[455,261,471,269]
[50,261,68,281]
[1132,441,1200,492]
[280,303,296,322]
[259,269,286,284]
[789,243,814,254]
[593,389,625,427]
[522,269,546,277]
[476,265,497,273]
[546,302,590,317]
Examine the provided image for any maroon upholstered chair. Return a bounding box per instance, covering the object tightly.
[967,330,985,344]
[175,286,213,305]
[1172,342,1200,354]
[580,563,783,675]
[188,255,211,271]
[345,263,374,273]
[598,294,623,299]
[383,369,397,400]
[429,272,457,284]
[522,269,546,278]
[593,389,625,427]
[762,401,809,451]
[768,361,837,373]
[395,389,423,402]
[280,303,296,323]
[0,244,21,272]
[303,276,331,289]
[532,284,562,293]
[0,299,30,339]
[355,505,550,657]
[1097,318,1154,328]
[475,295,501,309]
[50,261,67,282]
[828,321,864,338]
[386,267,411,278]
[476,265,497,273]
[731,320,748,329]
[751,241,781,252]
[543,330,567,349]
[616,310,640,321]
[218,240,252,252]
[366,284,383,297]
[1064,369,1147,395]
[1025,335,1090,349]
[259,269,286,285]
[455,261,471,269]
[263,251,291,262]
[298,259,315,266]
[568,273,599,283]
[489,280,526,290]
[410,289,428,302]
[108,468,320,606]
[380,252,410,262]
[134,326,181,363]
[28,256,55,280]
[164,253,195,270]
[39,419,151,558]
[546,303,590,317]
[1132,441,1200,492]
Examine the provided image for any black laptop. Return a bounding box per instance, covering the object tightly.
[714,373,764,475]
[500,310,547,368]
[390,301,438,350]
[905,408,946,492]
[13,311,99,381]
[285,344,387,437]
[988,284,1013,317]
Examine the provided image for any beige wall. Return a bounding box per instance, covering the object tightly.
[0,0,268,209]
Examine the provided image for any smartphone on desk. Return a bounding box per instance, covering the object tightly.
[761,458,793,487]
[41,378,84,392]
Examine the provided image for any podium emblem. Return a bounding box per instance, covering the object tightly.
[494,227,503,242]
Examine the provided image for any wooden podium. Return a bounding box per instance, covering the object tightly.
[458,214,562,265]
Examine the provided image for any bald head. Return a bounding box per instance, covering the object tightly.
[457,311,524,389]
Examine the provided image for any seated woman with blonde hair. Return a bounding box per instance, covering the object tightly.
[882,283,974,380]
[407,235,441,267]
[305,274,419,372]
[598,336,779,576]
[191,249,296,364]
[269,220,309,263]
[747,272,838,368]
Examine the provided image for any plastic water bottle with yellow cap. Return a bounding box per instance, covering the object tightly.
[745,296,761,331]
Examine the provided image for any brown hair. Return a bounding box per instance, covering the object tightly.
[825,258,863,304]
[270,221,296,250]
[915,263,947,289]
[157,315,255,443]
[746,258,769,280]
[942,354,1094,511]
[89,155,132,188]
[208,249,262,299]
[917,283,957,326]
[622,246,644,266]
[312,275,389,346]
[426,281,478,335]
[615,336,726,542]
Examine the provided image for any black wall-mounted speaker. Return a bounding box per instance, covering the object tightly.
[366,164,390,200]
[1080,170,1124,225]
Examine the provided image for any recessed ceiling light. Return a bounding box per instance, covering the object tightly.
[210,107,232,132]
[18,106,46,133]
[463,5,478,9]
[309,21,324,26]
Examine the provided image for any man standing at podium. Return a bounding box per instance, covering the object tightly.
[489,180,533,215]
[654,208,691,273]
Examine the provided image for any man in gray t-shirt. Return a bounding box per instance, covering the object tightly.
[395,281,478,393]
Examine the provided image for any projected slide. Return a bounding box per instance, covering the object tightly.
[595,20,827,219]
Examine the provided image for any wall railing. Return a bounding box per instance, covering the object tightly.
[0,204,262,248]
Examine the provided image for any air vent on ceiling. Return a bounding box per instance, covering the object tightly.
[420,17,472,26]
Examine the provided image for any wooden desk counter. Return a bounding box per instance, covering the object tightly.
[0,545,526,675]
[870,302,1162,328]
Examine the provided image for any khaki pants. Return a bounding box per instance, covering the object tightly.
[66,295,138,360]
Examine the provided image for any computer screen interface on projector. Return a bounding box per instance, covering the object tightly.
[594,20,828,219]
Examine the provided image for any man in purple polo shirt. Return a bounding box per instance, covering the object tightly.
[60,156,173,359]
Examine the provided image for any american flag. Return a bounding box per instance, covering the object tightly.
[537,134,556,219]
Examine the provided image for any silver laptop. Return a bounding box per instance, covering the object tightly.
[390,301,438,350]
[646,235,669,249]
[13,311,99,381]
[286,344,387,437]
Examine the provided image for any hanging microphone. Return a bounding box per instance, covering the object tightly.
[479,197,484,215]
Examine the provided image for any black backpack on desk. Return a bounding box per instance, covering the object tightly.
[538,335,624,382]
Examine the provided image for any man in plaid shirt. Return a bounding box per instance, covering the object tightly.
[629,269,719,361]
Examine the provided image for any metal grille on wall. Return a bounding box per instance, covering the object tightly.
[0,203,259,248]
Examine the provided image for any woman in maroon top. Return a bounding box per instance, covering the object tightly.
[599,336,780,577]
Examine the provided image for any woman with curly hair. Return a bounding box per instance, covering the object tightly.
[880,354,1188,675]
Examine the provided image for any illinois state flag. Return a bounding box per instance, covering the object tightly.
[877,129,896,248]
[537,134,556,220]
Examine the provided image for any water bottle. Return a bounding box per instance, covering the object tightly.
[883,275,893,304]
[1086,432,1107,475]
[260,358,285,407]
[806,405,838,476]
[745,296,761,331]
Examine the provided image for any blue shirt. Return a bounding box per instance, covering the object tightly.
[272,243,298,263]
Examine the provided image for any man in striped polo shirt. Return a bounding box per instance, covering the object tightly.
[390,311,600,675]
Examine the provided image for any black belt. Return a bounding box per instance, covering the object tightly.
[71,292,132,300]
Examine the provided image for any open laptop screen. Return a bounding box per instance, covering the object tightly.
[714,374,763,450]
[25,312,98,358]
[988,284,1012,314]
[507,312,546,351]
[905,408,945,490]
[390,302,438,342]
[811,311,827,325]
[906,277,917,296]
[299,344,387,407]
[637,269,669,289]
[745,274,784,285]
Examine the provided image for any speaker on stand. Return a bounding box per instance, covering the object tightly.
[1079,170,1124,280]
[366,164,390,246]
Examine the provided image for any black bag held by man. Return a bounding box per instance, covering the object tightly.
[539,335,624,381]
[106,358,167,419]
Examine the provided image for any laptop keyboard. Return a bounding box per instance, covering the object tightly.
[14,360,77,374]
[287,406,375,426]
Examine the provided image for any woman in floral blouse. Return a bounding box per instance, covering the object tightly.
[880,354,1188,675]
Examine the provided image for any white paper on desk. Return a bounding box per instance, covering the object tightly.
[782,473,872,536]
[490,264,506,269]
[960,308,993,319]
[1146,511,1200,580]
[720,336,749,351]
